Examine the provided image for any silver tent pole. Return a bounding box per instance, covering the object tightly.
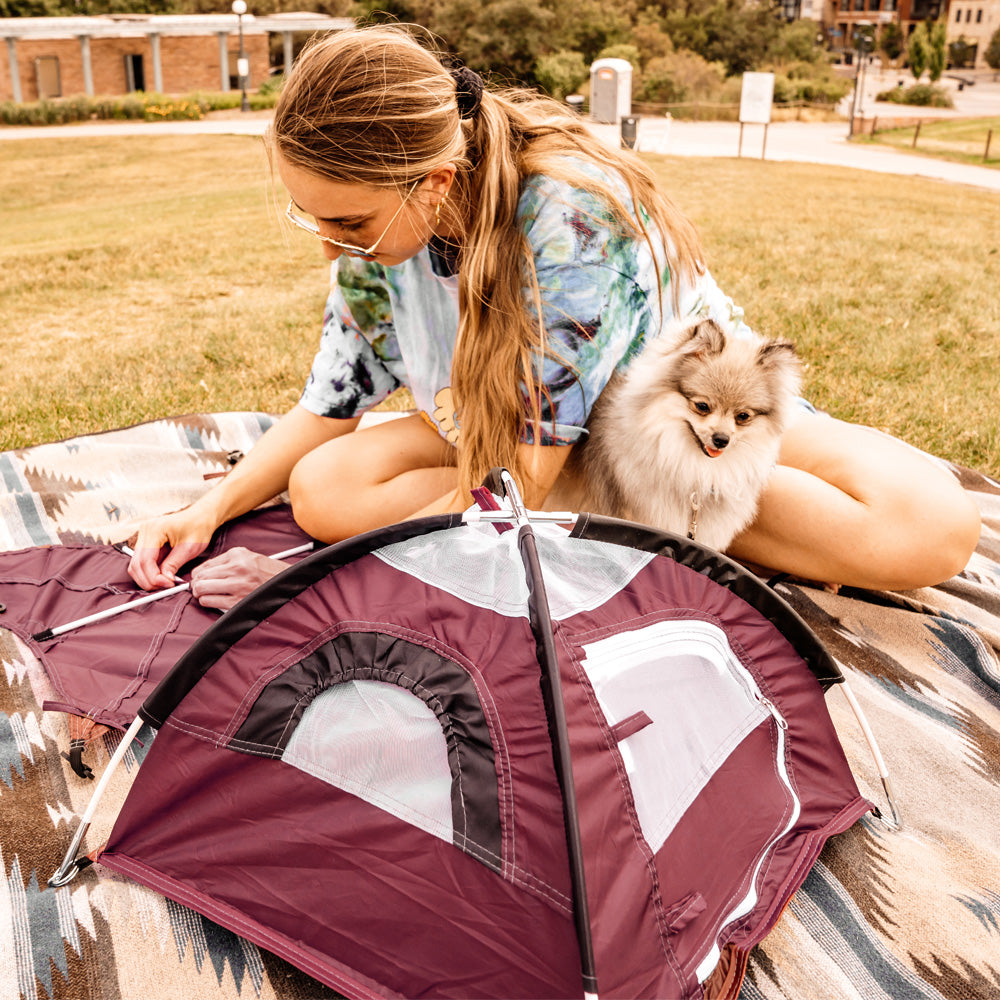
[839,678,902,831]
[49,715,146,887]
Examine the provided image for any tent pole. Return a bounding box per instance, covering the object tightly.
[839,679,902,831]
[48,716,146,887]
[33,543,315,642]
[492,469,600,997]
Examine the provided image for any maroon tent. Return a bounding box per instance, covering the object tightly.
[0,506,313,773]
[48,476,873,999]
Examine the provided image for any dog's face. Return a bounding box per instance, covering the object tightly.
[651,320,801,460]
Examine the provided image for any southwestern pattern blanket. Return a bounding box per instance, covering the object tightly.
[0,412,998,1000]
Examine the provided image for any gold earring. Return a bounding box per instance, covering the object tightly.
[435,191,448,226]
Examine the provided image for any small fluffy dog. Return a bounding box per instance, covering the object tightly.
[552,317,802,551]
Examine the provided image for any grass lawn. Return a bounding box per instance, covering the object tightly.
[2,133,999,476]
[864,115,1000,169]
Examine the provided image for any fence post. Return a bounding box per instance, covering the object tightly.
[912,121,921,149]
[985,129,993,163]
[871,116,878,136]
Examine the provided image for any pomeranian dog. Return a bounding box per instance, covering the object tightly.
[550,317,802,551]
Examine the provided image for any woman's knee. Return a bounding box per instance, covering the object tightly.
[774,416,981,590]
[910,473,981,585]
[287,416,460,542]
[288,445,355,543]
[871,464,981,589]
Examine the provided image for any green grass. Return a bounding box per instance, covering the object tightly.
[2,135,999,476]
[864,115,1000,169]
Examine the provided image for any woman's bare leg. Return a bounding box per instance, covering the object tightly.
[288,414,459,542]
[728,412,981,591]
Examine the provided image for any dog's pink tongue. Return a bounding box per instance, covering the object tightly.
[706,446,724,458]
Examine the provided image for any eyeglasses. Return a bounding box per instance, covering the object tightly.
[284,179,420,258]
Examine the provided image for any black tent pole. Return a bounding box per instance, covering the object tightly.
[489,469,599,998]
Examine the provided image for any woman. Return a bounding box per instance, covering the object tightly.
[128,26,979,609]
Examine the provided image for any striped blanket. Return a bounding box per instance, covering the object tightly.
[1,413,998,1000]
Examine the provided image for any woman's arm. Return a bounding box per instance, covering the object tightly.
[128,405,359,590]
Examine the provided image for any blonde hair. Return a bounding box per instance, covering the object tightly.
[269,25,704,498]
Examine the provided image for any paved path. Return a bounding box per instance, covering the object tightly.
[3,97,998,194]
[615,119,1000,193]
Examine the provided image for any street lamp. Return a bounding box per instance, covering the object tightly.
[232,0,249,113]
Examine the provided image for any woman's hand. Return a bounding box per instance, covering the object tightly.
[189,547,286,611]
[128,506,220,591]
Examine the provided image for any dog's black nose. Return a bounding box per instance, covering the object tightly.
[711,433,729,449]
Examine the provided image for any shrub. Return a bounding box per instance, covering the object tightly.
[0,88,279,127]
[140,94,204,121]
[772,72,850,105]
[257,73,285,96]
[535,50,589,100]
[875,82,953,107]
[637,49,725,104]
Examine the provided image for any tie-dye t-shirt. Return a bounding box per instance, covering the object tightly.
[299,162,752,445]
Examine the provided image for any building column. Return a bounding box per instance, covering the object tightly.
[149,32,163,93]
[5,36,22,104]
[283,31,293,75]
[218,31,230,91]
[78,34,94,96]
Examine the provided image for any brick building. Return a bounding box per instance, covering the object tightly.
[0,13,351,105]
[821,0,948,60]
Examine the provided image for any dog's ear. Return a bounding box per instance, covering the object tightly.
[679,319,726,358]
[756,339,798,369]
[756,339,802,396]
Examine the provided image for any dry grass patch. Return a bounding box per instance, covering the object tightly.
[653,156,1000,475]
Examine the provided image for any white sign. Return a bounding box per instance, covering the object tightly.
[739,72,775,125]
[237,58,250,78]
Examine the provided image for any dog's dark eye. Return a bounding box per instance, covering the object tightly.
[693,401,711,415]
[735,411,752,425]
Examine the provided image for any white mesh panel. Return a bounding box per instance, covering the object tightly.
[283,680,454,842]
[533,527,654,621]
[375,522,653,621]
[580,620,771,853]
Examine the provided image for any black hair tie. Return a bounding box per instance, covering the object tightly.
[451,66,484,120]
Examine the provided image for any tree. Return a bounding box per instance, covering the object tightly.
[429,0,556,85]
[631,11,674,67]
[767,19,827,66]
[665,0,783,77]
[949,36,973,70]
[926,19,946,82]
[985,27,1000,73]
[879,22,904,64]
[545,0,634,66]
[908,23,928,80]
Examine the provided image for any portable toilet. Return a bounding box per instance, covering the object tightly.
[589,58,632,124]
